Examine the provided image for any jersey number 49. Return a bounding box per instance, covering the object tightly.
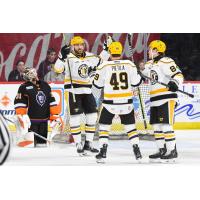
[110,72,128,90]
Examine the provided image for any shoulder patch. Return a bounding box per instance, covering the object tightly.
[26,86,33,90]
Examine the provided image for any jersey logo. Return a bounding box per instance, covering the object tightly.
[36,91,46,107]
[150,70,158,85]
[78,64,89,78]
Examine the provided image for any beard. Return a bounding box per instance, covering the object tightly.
[74,48,85,57]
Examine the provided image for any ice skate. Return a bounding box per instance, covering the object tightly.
[149,145,167,163]
[83,141,99,153]
[96,144,107,163]
[133,144,142,161]
[76,143,87,156]
[160,147,178,163]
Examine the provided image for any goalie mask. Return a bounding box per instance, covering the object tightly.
[23,67,38,81]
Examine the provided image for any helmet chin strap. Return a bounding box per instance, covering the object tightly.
[150,48,154,60]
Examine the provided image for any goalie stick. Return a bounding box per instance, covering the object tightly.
[127,33,148,130]
[3,116,71,144]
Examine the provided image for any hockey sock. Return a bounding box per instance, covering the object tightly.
[98,124,110,147]
[124,124,139,145]
[85,113,97,142]
[70,114,81,144]
[152,124,165,149]
[161,124,176,151]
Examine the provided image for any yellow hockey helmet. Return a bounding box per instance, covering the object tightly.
[108,41,123,55]
[149,40,166,53]
[70,36,84,46]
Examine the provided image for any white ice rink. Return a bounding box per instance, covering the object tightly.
[5,130,200,166]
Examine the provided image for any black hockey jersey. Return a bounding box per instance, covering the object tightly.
[14,80,58,122]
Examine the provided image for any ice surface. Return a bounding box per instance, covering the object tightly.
[5,130,200,166]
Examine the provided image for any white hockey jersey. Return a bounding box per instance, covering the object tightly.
[54,51,109,94]
[142,56,184,107]
[93,59,143,114]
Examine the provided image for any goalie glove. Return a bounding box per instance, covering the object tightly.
[58,45,71,61]
[168,80,179,92]
[103,36,114,51]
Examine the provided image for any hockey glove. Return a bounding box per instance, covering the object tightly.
[168,80,178,92]
[103,36,114,51]
[59,45,71,60]
[88,66,96,78]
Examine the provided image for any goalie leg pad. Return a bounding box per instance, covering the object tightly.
[15,114,31,137]
[152,124,165,149]
[70,114,81,144]
[17,131,34,148]
[124,124,139,145]
[85,113,97,142]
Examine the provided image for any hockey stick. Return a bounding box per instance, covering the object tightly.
[62,33,76,103]
[2,116,63,144]
[127,33,148,130]
[138,71,194,98]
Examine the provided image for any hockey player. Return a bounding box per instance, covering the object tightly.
[140,40,184,162]
[14,67,63,147]
[54,35,112,155]
[93,41,143,163]
[0,113,11,165]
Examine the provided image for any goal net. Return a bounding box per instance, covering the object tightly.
[56,82,153,143]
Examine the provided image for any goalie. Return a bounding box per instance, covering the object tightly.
[14,67,63,147]
[93,41,144,163]
[140,40,184,162]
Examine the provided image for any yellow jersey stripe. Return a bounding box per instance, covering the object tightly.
[159,60,175,64]
[174,74,184,78]
[150,88,169,95]
[65,79,91,84]
[104,92,133,98]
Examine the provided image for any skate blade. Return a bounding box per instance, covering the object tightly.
[78,152,88,157]
[160,158,177,164]
[96,158,105,164]
[149,158,161,163]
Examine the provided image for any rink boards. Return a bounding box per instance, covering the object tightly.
[0,82,200,132]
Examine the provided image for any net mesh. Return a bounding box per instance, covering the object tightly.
[62,82,153,140]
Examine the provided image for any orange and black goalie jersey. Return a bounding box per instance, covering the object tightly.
[14,80,58,122]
